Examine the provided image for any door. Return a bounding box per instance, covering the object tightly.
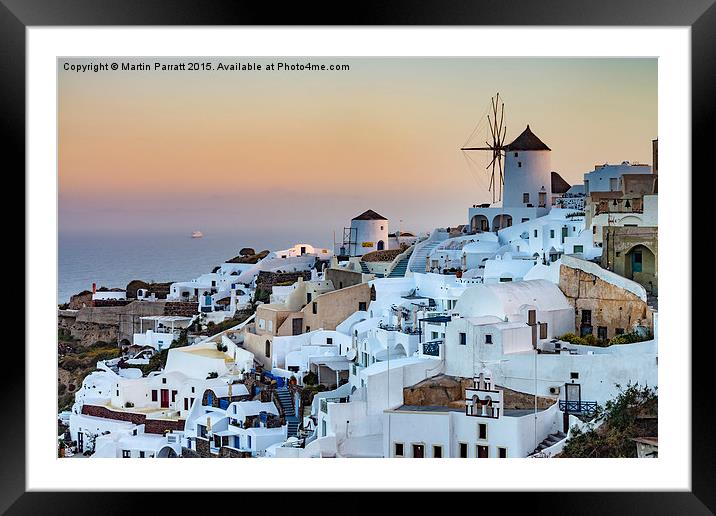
[477,445,489,458]
[292,318,303,336]
[160,389,169,408]
[412,444,425,458]
[631,250,643,273]
[77,432,84,452]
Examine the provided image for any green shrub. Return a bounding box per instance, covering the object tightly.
[303,372,318,386]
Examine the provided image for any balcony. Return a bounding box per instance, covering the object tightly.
[422,340,442,357]
[559,400,598,416]
[320,397,348,413]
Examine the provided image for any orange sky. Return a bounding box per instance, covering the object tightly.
[59,57,656,243]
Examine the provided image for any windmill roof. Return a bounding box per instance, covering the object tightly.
[551,171,571,194]
[505,125,551,151]
[352,209,387,221]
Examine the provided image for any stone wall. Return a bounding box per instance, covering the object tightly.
[324,268,364,290]
[81,404,185,434]
[559,263,653,339]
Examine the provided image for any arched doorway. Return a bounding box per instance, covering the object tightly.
[157,446,177,458]
[492,214,512,231]
[377,240,385,251]
[471,215,489,233]
[625,244,656,286]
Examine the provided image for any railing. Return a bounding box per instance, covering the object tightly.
[559,400,598,416]
[422,340,442,357]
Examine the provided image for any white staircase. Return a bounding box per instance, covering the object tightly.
[407,230,450,273]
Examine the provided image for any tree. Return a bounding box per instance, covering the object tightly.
[561,383,657,458]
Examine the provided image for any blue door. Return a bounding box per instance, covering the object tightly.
[207,392,213,406]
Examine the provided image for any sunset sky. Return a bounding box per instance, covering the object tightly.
[59,57,657,247]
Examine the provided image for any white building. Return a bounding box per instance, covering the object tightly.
[468,126,553,232]
[584,161,652,194]
[337,209,389,257]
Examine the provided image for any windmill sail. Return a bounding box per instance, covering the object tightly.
[461,93,507,203]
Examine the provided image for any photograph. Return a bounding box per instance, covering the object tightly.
[56,56,660,461]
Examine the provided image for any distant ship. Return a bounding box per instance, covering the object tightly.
[191,231,204,238]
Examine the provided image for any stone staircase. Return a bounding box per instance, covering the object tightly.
[359,261,371,275]
[533,430,567,453]
[277,387,300,437]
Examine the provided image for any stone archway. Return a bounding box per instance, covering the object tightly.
[471,215,489,233]
[625,244,657,291]
[492,214,513,231]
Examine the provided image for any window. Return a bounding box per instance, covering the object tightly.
[514,152,518,157]
[550,229,555,239]
[485,334,493,344]
[327,337,333,345]
[459,442,468,458]
[268,320,273,332]
[265,340,271,358]
[184,398,189,410]
[615,328,625,335]
[478,423,487,440]
[151,390,158,402]
[433,445,443,458]
[459,332,467,345]
[581,310,591,325]
[394,442,404,457]
[593,226,597,234]
[358,302,367,311]
[139,451,145,458]
[534,229,538,238]
[162,378,167,384]
[116,390,119,397]
[412,443,425,458]
[521,218,529,223]
[539,322,548,339]
[431,331,439,340]
[597,326,608,340]
[191,386,195,394]
[518,162,522,168]
[477,445,489,458]
[570,372,579,380]
[306,292,312,303]
[312,302,318,314]
[258,318,265,330]
[497,447,507,458]
[306,326,310,332]
[122,450,131,458]
[523,193,530,203]
[528,310,536,326]
[574,245,584,253]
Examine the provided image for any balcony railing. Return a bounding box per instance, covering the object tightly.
[559,400,598,416]
[422,340,442,357]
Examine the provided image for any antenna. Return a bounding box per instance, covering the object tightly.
[461,93,508,203]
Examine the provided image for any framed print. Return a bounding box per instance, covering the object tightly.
[4,0,711,513]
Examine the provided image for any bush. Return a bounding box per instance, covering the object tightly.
[216,343,228,352]
[610,331,652,345]
[302,372,318,386]
[207,372,219,379]
[124,401,134,408]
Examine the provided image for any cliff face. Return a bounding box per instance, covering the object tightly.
[403,374,556,410]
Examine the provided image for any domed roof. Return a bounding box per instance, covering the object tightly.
[505,125,551,151]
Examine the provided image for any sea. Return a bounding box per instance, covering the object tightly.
[58,231,315,304]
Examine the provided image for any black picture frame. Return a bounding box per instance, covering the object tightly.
[4,0,709,513]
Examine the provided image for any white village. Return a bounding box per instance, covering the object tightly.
[58,95,658,460]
